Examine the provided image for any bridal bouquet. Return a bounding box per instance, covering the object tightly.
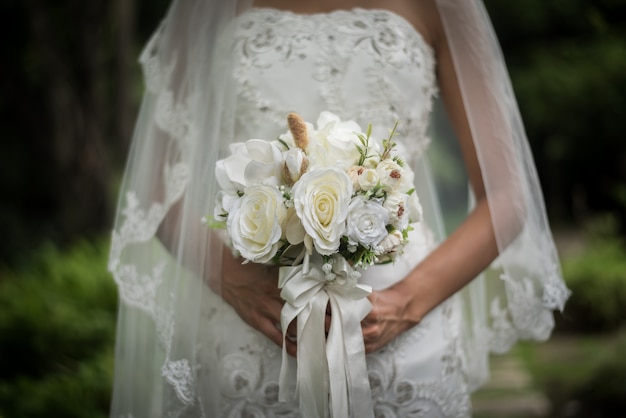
[208,111,422,417]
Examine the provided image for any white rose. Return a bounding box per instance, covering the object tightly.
[308,112,363,169]
[346,197,389,248]
[292,167,353,255]
[384,192,410,231]
[377,229,404,255]
[215,139,284,192]
[227,184,286,263]
[357,168,379,191]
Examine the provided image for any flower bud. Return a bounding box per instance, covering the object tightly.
[283,148,309,185]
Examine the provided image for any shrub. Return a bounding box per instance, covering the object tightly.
[0,239,116,418]
[557,217,626,333]
[544,332,626,418]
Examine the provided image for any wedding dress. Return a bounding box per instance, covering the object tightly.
[195,8,469,417]
[108,2,570,418]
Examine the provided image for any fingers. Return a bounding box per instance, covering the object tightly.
[272,319,297,357]
[254,315,300,356]
[361,293,391,353]
[286,320,297,340]
[325,312,331,334]
[284,304,332,338]
[285,338,297,357]
[256,316,284,348]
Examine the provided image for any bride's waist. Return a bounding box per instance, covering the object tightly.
[359,222,435,291]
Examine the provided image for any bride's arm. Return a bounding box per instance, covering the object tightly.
[362,1,520,353]
[157,198,300,355]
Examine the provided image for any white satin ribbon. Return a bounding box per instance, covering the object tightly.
[278,253,374,418]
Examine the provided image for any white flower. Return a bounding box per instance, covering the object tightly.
[292,167,353,255]
[384,192,410,231]
[377,230,404,255]
[346,197,389,248]
[215,139,284,192]
[227,184,286,263]
[376,159,404,192]
[308,112,364,169]
[358,168,379,192]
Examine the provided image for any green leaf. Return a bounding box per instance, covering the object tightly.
[277,138,290,150]
[204,215,227,230]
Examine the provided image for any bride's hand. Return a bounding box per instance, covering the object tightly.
[361,286,421,354]
[218,249,299,356]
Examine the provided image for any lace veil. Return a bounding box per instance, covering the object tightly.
[108,0,570,415]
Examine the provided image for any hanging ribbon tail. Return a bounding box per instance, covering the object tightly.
[278,254,374,418]
[278,257,329,416]
[297,290,330,417]
[326,256,374,418]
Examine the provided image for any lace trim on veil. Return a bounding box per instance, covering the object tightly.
[109,23,196,405]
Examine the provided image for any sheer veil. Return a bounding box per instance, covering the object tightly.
[430,0,570,389]
[108,0,570,415]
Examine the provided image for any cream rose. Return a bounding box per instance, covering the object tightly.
[292,167,353,255]
[346,197,389,248]
[377,229,404,255]
[227,184,286,263]
[357,168,379,191]
[376,159,404,192]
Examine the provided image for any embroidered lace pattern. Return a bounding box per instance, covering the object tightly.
[233,8,438,162]
[109,21,198,409]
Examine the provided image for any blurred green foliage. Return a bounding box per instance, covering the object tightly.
[0,240,116,418]
[558,216,626,333]
[522,332,626,418]
[562,334,626,418]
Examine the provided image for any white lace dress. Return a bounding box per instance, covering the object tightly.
[194,8,472,418]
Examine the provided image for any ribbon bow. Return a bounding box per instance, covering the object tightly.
[278,253,374,418]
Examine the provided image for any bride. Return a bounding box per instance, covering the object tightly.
[108,0,570,417]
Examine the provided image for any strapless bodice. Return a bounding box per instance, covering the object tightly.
[233,7,438,163]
